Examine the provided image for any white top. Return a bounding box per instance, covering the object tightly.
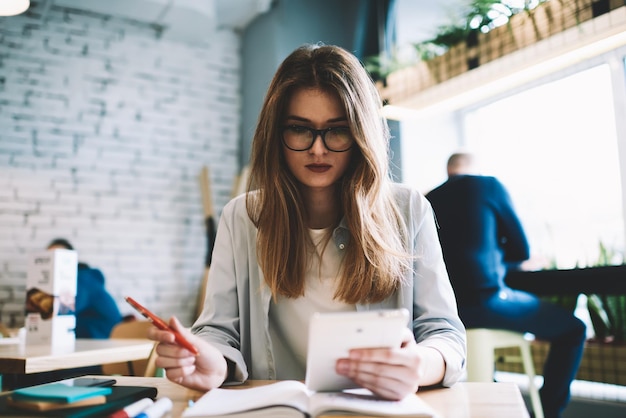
[269,228,354,379]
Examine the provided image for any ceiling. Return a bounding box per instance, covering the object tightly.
[47,0,461,44]
[50,0,274,39]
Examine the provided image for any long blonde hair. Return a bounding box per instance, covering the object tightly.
[247,43,411,304]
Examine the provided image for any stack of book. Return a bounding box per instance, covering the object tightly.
[0,382,158,417]
[7,383,112,412]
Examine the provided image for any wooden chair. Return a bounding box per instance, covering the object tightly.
[195,165,250,318]
[101,320,158,377]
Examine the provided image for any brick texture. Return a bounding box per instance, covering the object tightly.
[0,2,242,327]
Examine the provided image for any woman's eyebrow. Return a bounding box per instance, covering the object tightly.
[285,115,348,123]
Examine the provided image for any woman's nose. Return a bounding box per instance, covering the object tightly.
[308,134,328,154]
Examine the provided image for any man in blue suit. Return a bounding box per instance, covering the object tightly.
[426,153,586,418]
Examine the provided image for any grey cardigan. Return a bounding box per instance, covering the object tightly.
[191,183,466,387]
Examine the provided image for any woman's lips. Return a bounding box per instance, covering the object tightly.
[306,164,331,173]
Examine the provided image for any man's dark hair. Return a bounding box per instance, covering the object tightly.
[47,238,74,250]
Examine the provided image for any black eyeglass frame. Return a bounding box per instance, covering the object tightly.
[281,125,354,152]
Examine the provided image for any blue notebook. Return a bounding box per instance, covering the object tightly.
[12,384,112,404]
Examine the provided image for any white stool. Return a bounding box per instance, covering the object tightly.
[466,328,544,418]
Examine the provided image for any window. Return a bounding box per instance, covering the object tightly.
[462,63,624,268]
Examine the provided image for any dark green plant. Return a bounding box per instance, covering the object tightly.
[421,0,551,51]
[587,293,612,341]
[363,53,412,84]
[543,240,625,342]
[587,241,626,342]
[413,0,503,52]
[425,23,471,50]
[603,294,626,341]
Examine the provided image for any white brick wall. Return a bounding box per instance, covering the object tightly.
[0,2,242,327]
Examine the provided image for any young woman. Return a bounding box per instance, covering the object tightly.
[149,43,466,400]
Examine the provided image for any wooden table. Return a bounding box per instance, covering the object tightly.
[0,339,154,374]
[105,376,531,418]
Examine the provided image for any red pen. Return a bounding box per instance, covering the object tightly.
[124,296,199,355]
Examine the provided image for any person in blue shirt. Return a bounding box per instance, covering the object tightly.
[46,238,123,339]
[425,152,586,418]
[3,239,123,389]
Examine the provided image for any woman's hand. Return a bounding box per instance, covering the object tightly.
[335,328,445,400]
[148,317,228,392]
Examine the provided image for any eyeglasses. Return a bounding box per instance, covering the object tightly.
[281,125,354,152]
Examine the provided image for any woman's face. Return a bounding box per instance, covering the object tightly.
[282,88,353,192]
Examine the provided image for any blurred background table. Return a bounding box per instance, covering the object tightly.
[0,338,154,374]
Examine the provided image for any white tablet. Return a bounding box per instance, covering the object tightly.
[304,308,410,392]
